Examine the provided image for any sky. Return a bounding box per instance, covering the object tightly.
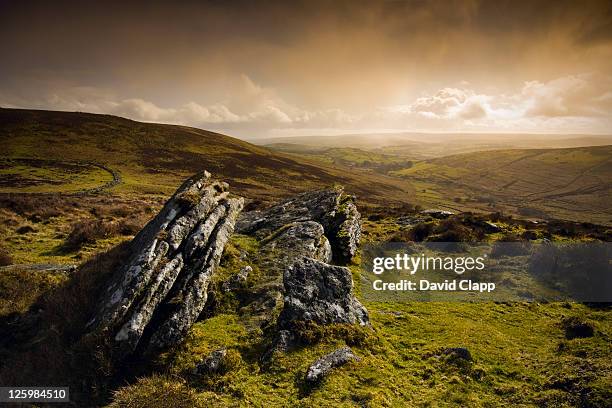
[1,0,612,139]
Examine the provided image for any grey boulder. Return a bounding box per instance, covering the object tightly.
[278,257,369,329]
[305,346,360,384]
[237,187,361,263]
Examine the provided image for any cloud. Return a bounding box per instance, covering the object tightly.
[522,74,612,117]
[371,73,612,133]
[408,88,489,120]
[1,73,611,136]
[0,75,359,134]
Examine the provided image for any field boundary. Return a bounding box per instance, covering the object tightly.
[0,158,122,195]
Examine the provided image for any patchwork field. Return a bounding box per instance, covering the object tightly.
[391,147,612,225]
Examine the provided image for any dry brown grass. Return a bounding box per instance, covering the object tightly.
[0,246,12,266]
[108,375,214,408]
[0,242,131,403]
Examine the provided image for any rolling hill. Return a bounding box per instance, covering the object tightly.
[391,146,612,225]
[0,108,414,206]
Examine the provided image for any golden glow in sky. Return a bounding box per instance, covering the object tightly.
[1,0,611,137]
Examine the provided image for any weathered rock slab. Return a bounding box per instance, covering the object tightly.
[86,171,243,360]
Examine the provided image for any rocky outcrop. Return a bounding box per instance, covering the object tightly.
[237,187,360,263]
[279,258,369,329]
[235,188,367,360]
[86,171,243,359]
[264,257,369,359]
[305,347,360,385]
[236,188,363,332]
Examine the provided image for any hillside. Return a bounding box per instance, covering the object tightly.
[259,132,612,160]
[391,147,612,225]
[264,143,413,174]
[265,139,612,225]
[0,108,414,206]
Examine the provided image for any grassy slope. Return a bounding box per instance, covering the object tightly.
[391,147,612,225]
[266,140,612,225]
[0,108,414,205]
[265,143,410,166]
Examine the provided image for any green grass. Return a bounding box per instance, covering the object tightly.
[0,159,113,193]
[390,147,612,225]
[117,301,610,407]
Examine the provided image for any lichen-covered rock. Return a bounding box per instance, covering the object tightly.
[193,348,227,375]
[238,221,334,330]
[278,257,369,329]
[236,188,365,355]
[86,171,243,359]
[236,187,361,263]
[261,221,332,265]
[324,198,361,262]
[305,347,360,384]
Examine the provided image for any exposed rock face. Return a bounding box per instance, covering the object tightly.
[235,188,367,360]
[237,187,360,263]
[278,258,369,329]
[236,188,362,331]
[305,347,360,384]
[261,221,332,265]
[87,171,243,359]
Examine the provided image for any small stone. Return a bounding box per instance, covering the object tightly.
[222,265,252,292]
[420,209,454,219]
[305,347,360,384]
[442,347,472,362]
[194,348,227,375]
